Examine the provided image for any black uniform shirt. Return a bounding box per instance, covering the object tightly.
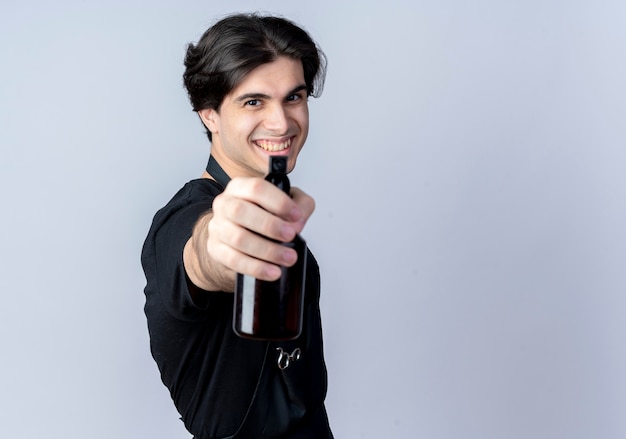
[141,178,332,439]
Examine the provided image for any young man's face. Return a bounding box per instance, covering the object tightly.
[200,56,309,178]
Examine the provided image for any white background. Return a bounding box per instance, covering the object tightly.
[1,0,625,438]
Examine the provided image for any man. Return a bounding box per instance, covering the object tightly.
[141,13,333,439]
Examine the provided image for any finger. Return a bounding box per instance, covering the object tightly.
[209,226,295,281]
[290,187,315,220]
[226,177,302,222]
[211,239,284,281]
[216,219,298,268]
[289,187,316,233]
[215,193,297,243]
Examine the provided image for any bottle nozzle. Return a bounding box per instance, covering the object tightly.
[269,156,287,174]
[267,156,290,194]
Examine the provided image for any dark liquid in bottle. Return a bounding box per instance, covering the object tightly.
[233,156,306,341]
[234,236,307,340]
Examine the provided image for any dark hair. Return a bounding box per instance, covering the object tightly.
[183,13,327,141]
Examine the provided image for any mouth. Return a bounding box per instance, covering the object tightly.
[254,137,293,152]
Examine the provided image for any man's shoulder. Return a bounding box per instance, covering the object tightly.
[147,178,222,231]
[176,177,223,201]
[161,178,222,210]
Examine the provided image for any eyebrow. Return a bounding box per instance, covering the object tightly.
[234,84,308,103]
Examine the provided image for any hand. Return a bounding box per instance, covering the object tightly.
[207,177,315,283]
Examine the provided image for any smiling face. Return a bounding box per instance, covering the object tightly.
[199,56,309,179]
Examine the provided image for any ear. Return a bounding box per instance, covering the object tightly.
[198,108,219,134]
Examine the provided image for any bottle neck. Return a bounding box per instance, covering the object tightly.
[266,172,290,194]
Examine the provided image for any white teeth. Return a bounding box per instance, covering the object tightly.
[256,139,291,152]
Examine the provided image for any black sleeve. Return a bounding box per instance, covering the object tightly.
[141,179,221,321]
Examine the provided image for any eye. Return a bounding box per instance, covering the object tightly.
[245,99,260,106]
[286,93,304,102]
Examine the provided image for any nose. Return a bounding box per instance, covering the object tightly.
[264,103,289,133]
